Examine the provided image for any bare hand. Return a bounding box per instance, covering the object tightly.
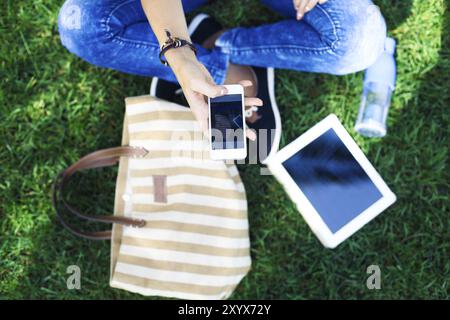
[293,0,327,20]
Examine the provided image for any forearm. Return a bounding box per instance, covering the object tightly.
[140,0,196,72]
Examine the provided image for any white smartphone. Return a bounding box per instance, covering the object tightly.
[208,84,247,160]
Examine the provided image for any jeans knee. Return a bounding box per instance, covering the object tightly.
[58,0,106,63]
[333,3,387,75]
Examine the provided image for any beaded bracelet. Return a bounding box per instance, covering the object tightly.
[159,30,197,66]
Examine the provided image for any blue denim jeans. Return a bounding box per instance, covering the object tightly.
[58,0,386,85]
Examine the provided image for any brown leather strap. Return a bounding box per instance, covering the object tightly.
[52,146,148,240]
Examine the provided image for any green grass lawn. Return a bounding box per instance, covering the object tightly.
[0,0,448,299]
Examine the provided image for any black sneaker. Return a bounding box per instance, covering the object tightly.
[246,67,281,165]
[149,79,183,102]
[188,13,223,45]
[149,14,223,104]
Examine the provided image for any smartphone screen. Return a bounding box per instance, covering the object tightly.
[210,94,245,150]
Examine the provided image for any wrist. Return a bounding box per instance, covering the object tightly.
[165,46,197,72]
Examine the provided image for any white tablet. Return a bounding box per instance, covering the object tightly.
[266,114,396,248]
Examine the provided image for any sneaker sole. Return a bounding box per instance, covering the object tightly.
[149,77,159,96]
[187,13,210,37]
[261,67,282,165]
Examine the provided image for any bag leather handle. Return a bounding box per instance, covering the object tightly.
[52,146,148,240]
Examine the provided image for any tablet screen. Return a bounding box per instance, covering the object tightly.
[282,128,383,233]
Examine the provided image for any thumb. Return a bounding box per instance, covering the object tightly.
[190,78,228,98]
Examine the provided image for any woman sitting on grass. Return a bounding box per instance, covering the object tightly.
[58,0,386,163]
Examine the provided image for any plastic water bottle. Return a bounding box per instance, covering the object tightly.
[355,37,396,138]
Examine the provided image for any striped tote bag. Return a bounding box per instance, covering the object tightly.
[53,95,251,300]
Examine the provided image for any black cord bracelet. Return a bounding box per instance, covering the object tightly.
[159,30,197,66]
